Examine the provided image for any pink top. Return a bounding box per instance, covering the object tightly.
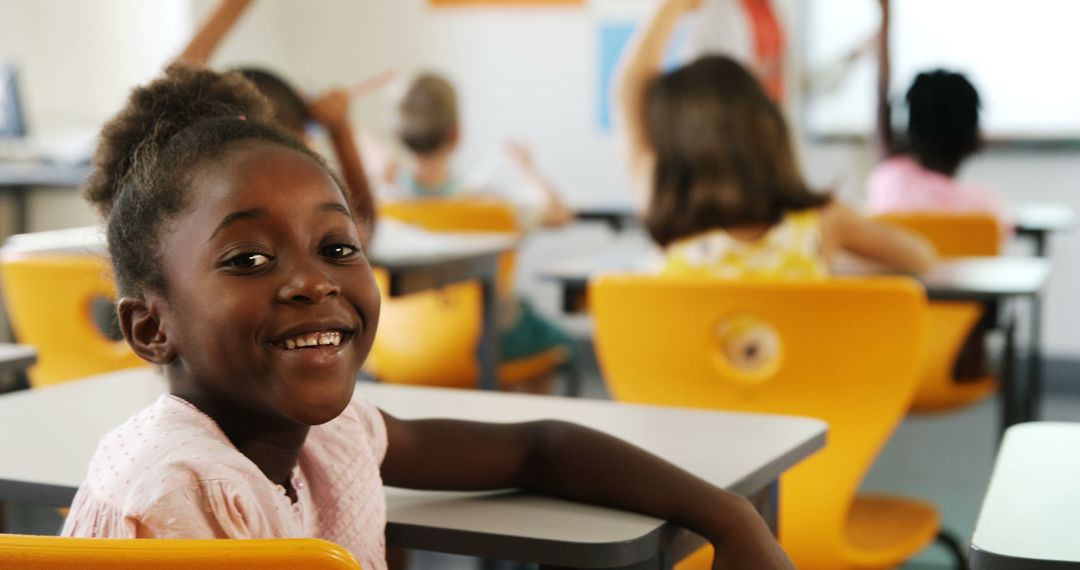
[62,392,389,570]
[867,155,1010,228]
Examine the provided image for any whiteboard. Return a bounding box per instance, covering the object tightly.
[803,0,1080,142]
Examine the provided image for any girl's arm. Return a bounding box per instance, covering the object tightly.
[381,414,793,569]
[822,201,937,274]
[308,90,378,249]
[177,0,254,66]
[615,0,703,180]
[874,0,894,158]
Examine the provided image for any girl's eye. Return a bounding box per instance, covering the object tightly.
[322,244,358,259]
[225,252,272,269]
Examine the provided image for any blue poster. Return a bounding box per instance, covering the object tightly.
[597,22,687,132]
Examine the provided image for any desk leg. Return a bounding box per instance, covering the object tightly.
[1025,294,1044,421]
[478,258,500,391]
[999,312,1020,439]
[11,185,29,235]
[749,481,780,537]
[1033,231,1048,258]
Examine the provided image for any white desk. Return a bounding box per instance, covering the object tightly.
[0,368,826,569]
[1,223,518,391]
[0,343,35,374]
[572,200,1076,255]
[970,422,1080,569]
[0,162,92,234]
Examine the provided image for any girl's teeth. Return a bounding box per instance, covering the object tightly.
[280,331,343,350]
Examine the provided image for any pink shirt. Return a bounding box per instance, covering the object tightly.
[62,392,389,570]
[867,156,1010,228]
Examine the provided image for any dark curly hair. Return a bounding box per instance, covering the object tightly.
[906,70,981,176]
[643,55,830,247]
[84,63,347,298]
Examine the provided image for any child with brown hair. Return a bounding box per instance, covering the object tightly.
[617,0,936,277]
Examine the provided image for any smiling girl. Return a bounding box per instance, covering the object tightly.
[61,64,792,570]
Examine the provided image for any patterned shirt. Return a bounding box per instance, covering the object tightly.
[662,209,827,279]
[62,392,389,570]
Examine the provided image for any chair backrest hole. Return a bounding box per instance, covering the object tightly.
[711,313,782,383]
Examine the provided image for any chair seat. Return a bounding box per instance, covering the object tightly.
[499,346,570,386]
[844,494,939,568]
[911,375,998,413]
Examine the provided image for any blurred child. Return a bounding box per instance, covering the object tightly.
[388,72,577,385]
[867,0,1008,227]
[617,0,936,278]
[390,72,573,228]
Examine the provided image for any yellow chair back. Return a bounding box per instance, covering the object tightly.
[590,275,934,569]
[875,212,1002,411]
[875,212,1002,257]
[370,198,565,387]
[0,254,144,387]
[0,535,361,569]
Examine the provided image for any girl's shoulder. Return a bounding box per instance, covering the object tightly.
[64,395,280,539]
[84,395,267,502]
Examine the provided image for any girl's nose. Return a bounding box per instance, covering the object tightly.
[277,262,341,303]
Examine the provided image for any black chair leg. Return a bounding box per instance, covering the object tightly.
[562,359,583,397]
[936,529,968,569]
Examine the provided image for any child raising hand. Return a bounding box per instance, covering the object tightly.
[616,0,936,277]
[61,64,793,570]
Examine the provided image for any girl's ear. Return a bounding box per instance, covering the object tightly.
[117,296,177,365]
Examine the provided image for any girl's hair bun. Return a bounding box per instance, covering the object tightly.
[84,63,274,217]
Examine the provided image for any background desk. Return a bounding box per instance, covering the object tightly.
[0,368,826,569]
[572,201,1077,258]
[0,162,91,235]
[970,422,1080,569]
[2,224,518,391]
[0,343,35,374]
[538,248,1051,434]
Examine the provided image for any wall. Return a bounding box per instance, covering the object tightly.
[5,0,1078,357]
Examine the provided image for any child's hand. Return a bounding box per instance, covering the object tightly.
[308,89,351,133]
[504,140,537,175]
[676,0,706,11]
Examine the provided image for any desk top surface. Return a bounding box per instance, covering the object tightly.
[0,343,36,371]
[572,200,1076,234]
[0,368,825,554]
[539,241,1051,300]
[1,221,518,267]
[970,422,1080,569]
[0,161,91,187]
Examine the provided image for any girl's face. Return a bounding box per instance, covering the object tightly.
[156,142,380,426]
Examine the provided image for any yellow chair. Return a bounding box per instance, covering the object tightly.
[876,212,1003,412]
[380,197,520,295]
[590,275,937,569]
[875,212,1002,258]
[0,254,144,387]
[0,535,361,569]
[371,198,574,391]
